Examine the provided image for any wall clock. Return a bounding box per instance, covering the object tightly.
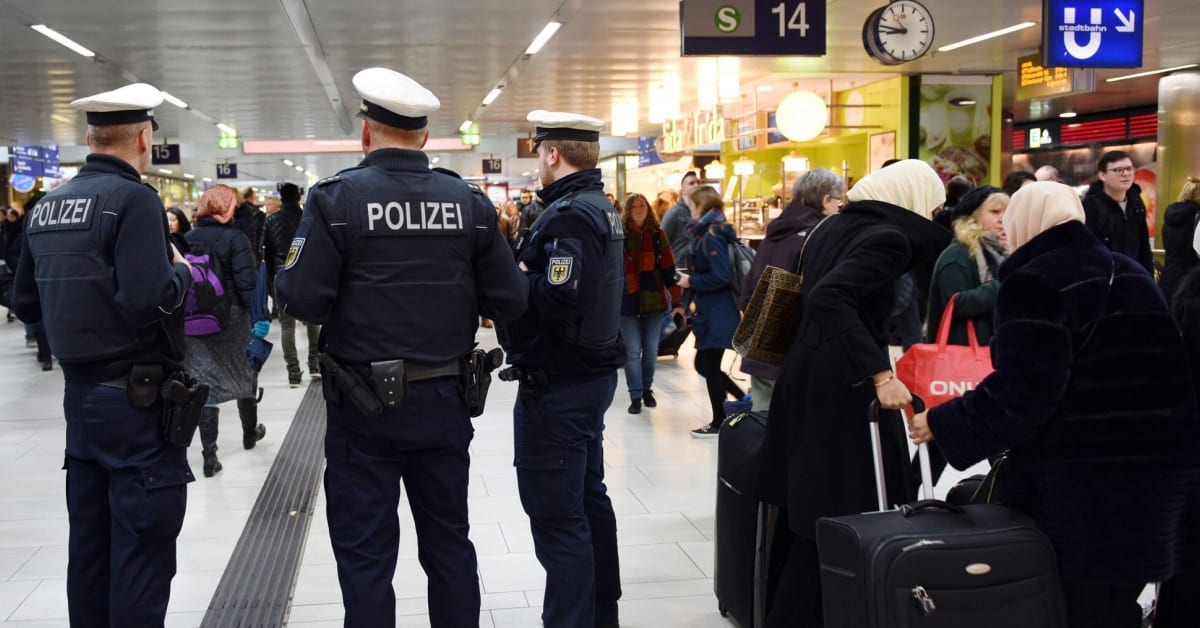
[863,0,936,65]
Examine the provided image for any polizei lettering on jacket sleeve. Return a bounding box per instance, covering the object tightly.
[364,201,465,235]
[25,196,99,234]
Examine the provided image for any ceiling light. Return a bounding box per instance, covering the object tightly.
[522,171,531,177]
[431,157,440,164]
[525,21,562,55]
[157,169,172,175]
[295,165,304,172]
[183,173,195,180]
[30,24,95,57]
[482,88,503,106]
[756,85,773,92]
[937,22,1036,52]
[1106,64,1200,83]
[202,177,213,183]
[1059,111,1078,118]
[459,120,472,133]
[283,159,294,166]
[216,123,237,134]
[948,97,977,107]
[160,91,189,109]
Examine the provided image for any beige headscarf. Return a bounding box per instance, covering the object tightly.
[1004,181,1087,252]
[846,159,946,219]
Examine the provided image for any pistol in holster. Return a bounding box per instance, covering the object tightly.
[462,348,504,418]
[319,353,385,416]
[159,370,209,448]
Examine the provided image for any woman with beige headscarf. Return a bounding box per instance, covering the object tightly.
[757,160,952,626]
[908,182,1200,628]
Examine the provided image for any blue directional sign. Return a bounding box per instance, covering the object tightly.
[1042,0,1143,69]
[12,156,42,177]
[680,0,826,56]
[638,137,663,168]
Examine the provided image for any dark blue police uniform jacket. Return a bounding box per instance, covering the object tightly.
[499,168,626,628]
[11,153,194,627]
[274,147,526,628]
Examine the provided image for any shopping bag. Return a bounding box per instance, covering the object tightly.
[894,293,993,408]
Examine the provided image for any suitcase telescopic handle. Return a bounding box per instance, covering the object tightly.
[866,394,928,511]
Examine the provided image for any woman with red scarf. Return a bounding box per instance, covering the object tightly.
[619,193,681,414]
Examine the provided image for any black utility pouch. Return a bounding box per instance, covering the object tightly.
[463,348,504,418]
[370,359,407,409]
[127,364,165,409]
[160,371,209,448]
[321,364,343,405]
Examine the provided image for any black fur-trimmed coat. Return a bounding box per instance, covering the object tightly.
[928,221,1200,583]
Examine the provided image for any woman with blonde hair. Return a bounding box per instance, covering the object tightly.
[925,185,1010,346]
[1159,175,1200,303]
[184,184,268,477]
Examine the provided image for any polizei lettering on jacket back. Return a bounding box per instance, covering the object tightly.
[365,200,465,235]
[25,196,99,234]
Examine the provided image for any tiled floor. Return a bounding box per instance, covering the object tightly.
[0,316,994,627]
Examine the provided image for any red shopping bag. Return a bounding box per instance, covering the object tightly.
[895,293,993,408]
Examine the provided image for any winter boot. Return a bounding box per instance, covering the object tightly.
[237,397,266,450]
[199,406,222,477]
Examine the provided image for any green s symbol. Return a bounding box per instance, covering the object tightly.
[715,5,741,33]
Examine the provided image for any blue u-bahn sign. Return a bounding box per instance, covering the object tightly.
[1042,0,1143,69]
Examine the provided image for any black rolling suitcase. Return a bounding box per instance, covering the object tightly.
[714,411,770,627]
[815,398,1067,628]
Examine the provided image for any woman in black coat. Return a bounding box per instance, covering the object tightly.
[910,182,1200,628]
[1158,175,1200,304]
[760,160,952,626]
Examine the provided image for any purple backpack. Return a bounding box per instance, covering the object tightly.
[183,249,230,336]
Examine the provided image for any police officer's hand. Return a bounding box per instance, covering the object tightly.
[170,243,191,269]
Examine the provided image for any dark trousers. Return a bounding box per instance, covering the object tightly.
[695,348,744,426]
[63,383,191,628]
[279,309,319,375]
[324,378,480,628]
[764,531,823,628]
[1060,577,1143,628]
[1156,573,1200,626]
[514,372,621,628]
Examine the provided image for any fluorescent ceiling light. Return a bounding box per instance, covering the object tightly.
[459,120,472,132]
[1059,111,1077,118]
[160,91,189,109]
[216,123,237,134]
[937,22,1036,52]
[525,21,562,55]
[482,88,503,106]
[157,169,172,175]
[295,165,304,172]
[183,173,195,180]
[431,157,440,164]
[282,159,294,166]
[756,85,773,92]
[30,24,95,57]
[1106,63,1200,83]
[202,177,213,182]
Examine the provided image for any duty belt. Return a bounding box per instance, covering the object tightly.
[342,361,463,384]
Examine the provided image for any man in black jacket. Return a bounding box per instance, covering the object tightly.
[235,187,265,264]
[263,183,320,386]
[1082,150,1153,273]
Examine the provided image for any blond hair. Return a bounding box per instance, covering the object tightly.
[952,192,1008,257]
[1179,176,1200,204]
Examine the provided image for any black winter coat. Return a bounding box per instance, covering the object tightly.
[925,241,997,346]
[263,203,304,280]
[761,201,952,537]
[1082,180,1153,274]
[184,217,257,311]
[1160,200,1200,304]
[233,202,265,264]
[928,221,1200,583]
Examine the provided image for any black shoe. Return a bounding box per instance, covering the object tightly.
[308,362,321,380]
[40,360,53,371]
[244,424,266,449]
[238,398,266,450]
[288,372,302,388]
[642,390,657,408]
[202,453,222,477]
[690,423,720,439]
[627,399,641,414]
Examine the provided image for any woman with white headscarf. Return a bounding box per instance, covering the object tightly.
[909,182,1200,628]
[758,160,952,626]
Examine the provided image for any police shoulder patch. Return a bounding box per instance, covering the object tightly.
[284,237,305,269]
[547,256,573,286]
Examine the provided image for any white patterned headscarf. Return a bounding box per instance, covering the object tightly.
[846,159,946,220]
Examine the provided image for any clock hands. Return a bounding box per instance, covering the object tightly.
[878,25,908,35]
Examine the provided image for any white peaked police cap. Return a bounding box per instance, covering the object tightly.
[71,83,163,130]
[527,110,606,148]
[353,67,440,130]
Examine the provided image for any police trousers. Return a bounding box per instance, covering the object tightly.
[514,371,621,628]
[63,382,192,628]
[324,376,480,628]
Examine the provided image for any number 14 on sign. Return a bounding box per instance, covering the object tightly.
[772,2,810,37]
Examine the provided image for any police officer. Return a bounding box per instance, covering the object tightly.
[498,110,625,628]
[275,67,527,628]
[10,83,196,627]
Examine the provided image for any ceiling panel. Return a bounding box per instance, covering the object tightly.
[1,0,1196,184]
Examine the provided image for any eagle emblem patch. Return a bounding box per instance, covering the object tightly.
[548,257,573,286]
[284,237,305,269]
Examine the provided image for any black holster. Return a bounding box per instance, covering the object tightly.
[319,353,384,416]
[160,370,209,448]
[462,348,504,417]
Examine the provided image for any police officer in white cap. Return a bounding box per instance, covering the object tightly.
[497,110,625,628]
[276,68,526,628]
[11,83,198,626]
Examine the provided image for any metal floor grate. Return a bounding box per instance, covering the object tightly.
[201,381,327,628]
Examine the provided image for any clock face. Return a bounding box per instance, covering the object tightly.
[873,1,935,63]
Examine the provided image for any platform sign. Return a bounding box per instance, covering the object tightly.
[216,163,238,179]
[482,158,503,174]
[1042,0,1143,68]
[12,156,42,176]
[1017,54,1075,100]
[680,0,826,56]
[151,143,181,165]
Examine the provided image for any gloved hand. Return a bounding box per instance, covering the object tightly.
[252,320,270,339]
